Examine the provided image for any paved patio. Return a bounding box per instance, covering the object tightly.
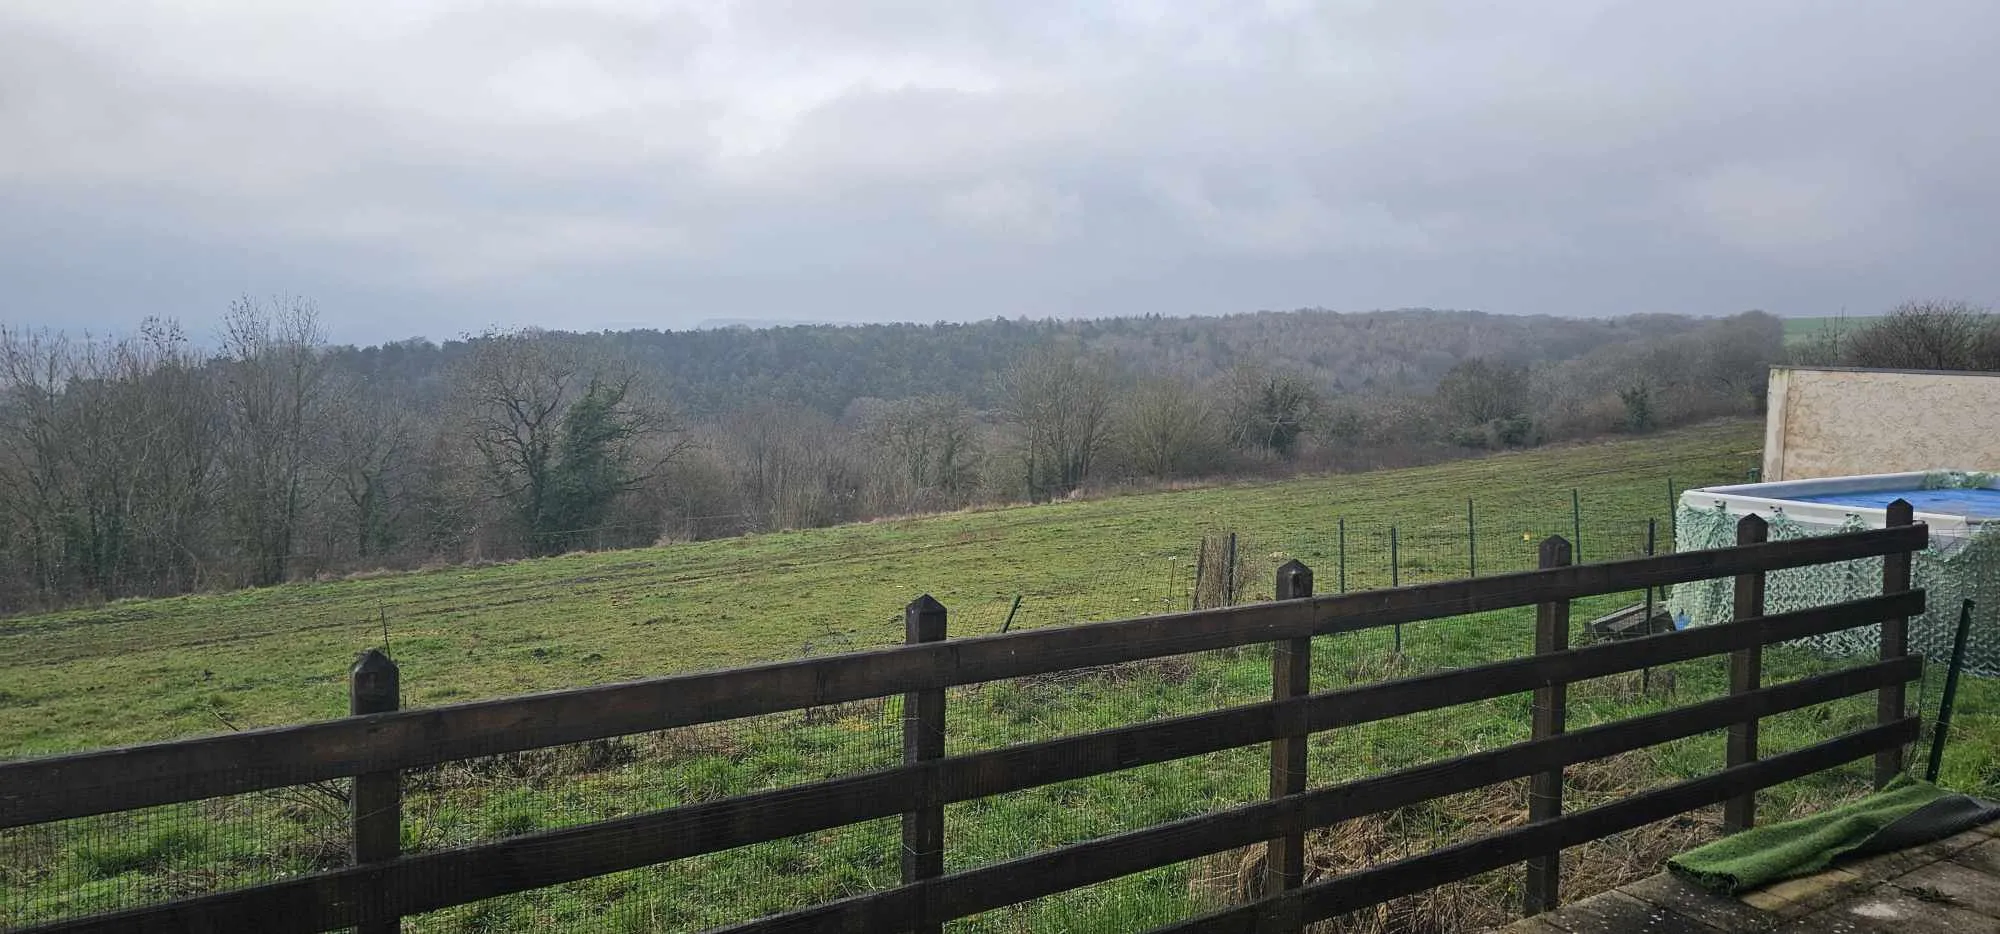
[1496,819,2000,932]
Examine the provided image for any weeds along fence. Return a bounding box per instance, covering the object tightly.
[994,474,1739,641]
[1212,480,1711,605]
[0,512,1931,934]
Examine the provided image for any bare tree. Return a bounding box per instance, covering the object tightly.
[725,402,861,530]
[120,319,221,594]
[0,320,219,605]
[1222,365,1319,459]
[999,344,1116,500]
[459,330,682,554]
[322,373,415,559]
[218,296,327,586]
[0,327,80,600]
[1843,300,1997,371]
[1701,311,1784,412]
[864,394,980,511]
[1435,358,1529,427]
[1121,376,1218,479]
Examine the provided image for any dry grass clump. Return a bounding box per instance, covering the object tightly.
[1021,655,1199,689]
[1190,755,1719,933]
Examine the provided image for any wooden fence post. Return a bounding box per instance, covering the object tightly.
[1878,499,1915,788]
[903,595,948,934]
[1523,535,1572,916]
[1725,513,1768,833]
[1267,560,1314,917]
[349,649,401,934]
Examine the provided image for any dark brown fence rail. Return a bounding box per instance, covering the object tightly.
[2,509,1928,934]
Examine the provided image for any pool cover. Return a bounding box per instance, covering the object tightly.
[1787,486,2000,520]
[1670,471,2000,676]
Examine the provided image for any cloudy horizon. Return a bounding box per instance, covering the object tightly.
[4,1,1998,345]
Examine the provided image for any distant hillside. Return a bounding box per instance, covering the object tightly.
[2,305,1778,615]
[336,308,1716,416]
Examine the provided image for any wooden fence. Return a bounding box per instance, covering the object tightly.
[0,503,1929,933]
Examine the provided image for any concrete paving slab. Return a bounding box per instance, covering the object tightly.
[1954,837,2000,876]
[1492,819,2000,933]
[1537,890,1723,933]
[1890,860,2000,918]
[1781,884,2000,933]
[1619,873,1780,932]
[1739,867,1869,919]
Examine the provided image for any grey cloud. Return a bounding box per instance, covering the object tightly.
[2,1,1998,344]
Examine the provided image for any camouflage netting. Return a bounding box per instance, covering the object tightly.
[1668,473,2000,677]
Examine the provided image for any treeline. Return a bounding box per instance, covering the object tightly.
[0,304,1779,614]
[330,309,1716,417]
[1791,300,2000,372]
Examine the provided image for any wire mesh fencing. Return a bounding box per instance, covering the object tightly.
[18,464,1971,934]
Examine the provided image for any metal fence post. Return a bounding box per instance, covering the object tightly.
[1267,560,1314,924]
[350,649,401,934]
[1643,518,1658,695]
[1571,489,1583,563]
[1878,499,1915,788]
[1725,514,1768,833]
[1337,518,1347,594]
[1467,497,1477,579]
[1524,535,1572,916]
[1192,542,1206,611]
[1389,526,1400,588]
[1926,599,1977,784]
[903,595,948,934]
[1226,532,1239,606]
[1390,525,1402,654]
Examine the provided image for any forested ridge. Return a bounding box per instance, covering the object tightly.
[1,304,1785,613]
[332,309,1711,416]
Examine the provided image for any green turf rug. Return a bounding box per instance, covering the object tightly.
[1668,777,2000,895]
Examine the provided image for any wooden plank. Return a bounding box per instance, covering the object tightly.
[1151,719,1919,934]
[1524,536,1572,916]
[13,767,920,934]
[1879,498,1915,788]
[0,524,1927,828]
[938,591,1922,807]
[1725,514,1768,832]
[21,660,1916,934]
[1267,560,1313,908]
[1293,719,1918,930]
[702,659,1918,934]
[346,650,400,934]
[902,596,947,934]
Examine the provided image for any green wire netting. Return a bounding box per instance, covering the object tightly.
[1667,474,2000,677]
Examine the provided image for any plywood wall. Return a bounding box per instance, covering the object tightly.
[1764,367,2000,480]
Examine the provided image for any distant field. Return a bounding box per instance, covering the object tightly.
[1784,315,1877,346]
[0,419,1767,758]
[8,418,1993,932]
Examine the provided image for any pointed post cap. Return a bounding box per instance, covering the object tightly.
[350,648,399,712]
[1276,558,1313,599]
[905,594,947,641]
[352,647,396,676]
[1538,535,1572,566]
[1736,512,1769,544]
[1886,498,1915,526]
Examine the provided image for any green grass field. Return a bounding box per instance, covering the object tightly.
[1783,315,1876,346]
[5,418,1994,932]
[0,419,1766,758]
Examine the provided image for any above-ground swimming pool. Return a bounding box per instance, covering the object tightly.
[1669,471,2000,675]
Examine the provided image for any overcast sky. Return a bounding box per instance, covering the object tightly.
[4,2,1997,345]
